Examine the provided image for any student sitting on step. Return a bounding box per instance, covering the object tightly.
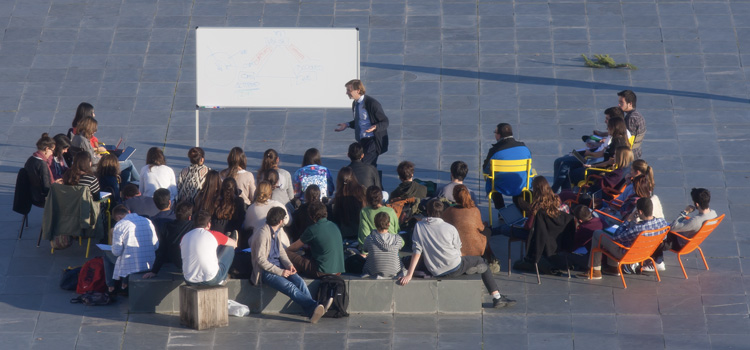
[181,210,237,286]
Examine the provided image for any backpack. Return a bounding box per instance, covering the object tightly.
[77,257,107,294]
[51,235,73,250]
[70,291,114,306]
[60,266,81,291]
[316,275,349,318]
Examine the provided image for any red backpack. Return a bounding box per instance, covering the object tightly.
[77,257,107,294]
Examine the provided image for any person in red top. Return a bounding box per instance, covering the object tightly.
[571,205,605,252]
[180,211,237,286]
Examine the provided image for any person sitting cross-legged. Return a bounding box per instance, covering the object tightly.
[286,201,345,279]
[581,197,668,279]
[251,207,327,323]
[398,199,516,308]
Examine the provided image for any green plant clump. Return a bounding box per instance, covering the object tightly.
[581,54,638,70]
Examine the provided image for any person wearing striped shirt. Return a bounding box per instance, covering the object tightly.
[362,212,404,278]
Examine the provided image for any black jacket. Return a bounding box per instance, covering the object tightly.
[24,156,51,207]
[526,211,576,263]
[348,95,389,154]
[348,160,381,190]
[152,219,193,274]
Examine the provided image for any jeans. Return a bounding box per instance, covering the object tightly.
[440,256,500,295]
[188,245,235,286]
[103,252,117,287]
[261,271,318,316]
[119,159,140,184]
[552,155,582,192]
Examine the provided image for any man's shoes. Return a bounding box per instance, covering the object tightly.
[310,304,325,324]
[324,297,334,313]
[641,261,665,272]
[488,260,501,274]
[492,295,516,308]
[602,265,621,276]
[622,263,639,275]
[467,263,488,275]
[218,278,228,286]
[577,270,602,280]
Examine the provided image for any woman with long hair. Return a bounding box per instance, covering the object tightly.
[264,169,293,210]
[70,102,105,153]
[243,181,292,246]
[211,177,246,234]
[71,116,102,164]
[220,147,256,206]
[24,133,57,205]
[258,148,294,202]
[292,148,334,200]
[96,153,121,203]
[194,170,222,217]
[331,167,366,239]
[569,117,630,185]
[290,185,321,242]
[587,146,634,195]
[177,147,209,204]
[63,152,101,201]
[51,134,71,180]
[442,185,499,269]
[139,147,177,199]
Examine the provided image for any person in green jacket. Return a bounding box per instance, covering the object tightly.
[358,186,399,249]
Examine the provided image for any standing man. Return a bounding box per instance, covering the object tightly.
[618,90,646,159]
[335,79,389,167]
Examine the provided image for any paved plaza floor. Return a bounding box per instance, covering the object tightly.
[1,0,750,349]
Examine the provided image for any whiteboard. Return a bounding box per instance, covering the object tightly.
[196,27,359,109]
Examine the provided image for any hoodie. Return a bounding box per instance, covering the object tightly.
[362,230,404,277]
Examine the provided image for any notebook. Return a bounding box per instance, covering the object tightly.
[497,204,528,229]
[118,146,136,162]
[571,149,588,165]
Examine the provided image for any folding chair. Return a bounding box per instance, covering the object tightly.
[669,214,725,279]
[483,158,533,226]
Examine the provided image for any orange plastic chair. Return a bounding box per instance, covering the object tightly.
[589,226,669,288]
[668,214,725,279]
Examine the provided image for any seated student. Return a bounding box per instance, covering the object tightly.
[25,133,57,206]
[390,161,427,201]
[482,123,532,209]
[359,186,400,247]
[286,201,345,278]
[292,148,335,200]
[264,169,293,212]
[442,185,498,272]
[569,116,630,187]
[250,207,327,323]
[649,188,718,272]
[606,159,654,207]
[150,188,176,234]
[96,154,121,203]
[398,199,516,308]
[63,152,101,201]
[51,134,71,181]
[139,147,177,199]
[437,161,476,203]
[220,147,256,206]
[571,205,605,253]
[122,183,160,218]
[601,174,664,224]
[362,212,405,278]
[243,181,291,241]
[346,142,381,190]
[290,185,321,243]
[104,205,159,293]
[177,147,209,204]
[211,177,246,234]
[193,170,222,218]
[584,146,633,195]
[582,197,669,279]
[181,210,238,286]
[257,148,295,203]
[143,201,194,278]
[331,167,366,240]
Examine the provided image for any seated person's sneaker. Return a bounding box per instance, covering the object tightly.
[641,261,665,272]
[310,304,325,324]
[492,295,516,308]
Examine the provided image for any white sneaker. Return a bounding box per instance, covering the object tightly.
[642,261,666,272]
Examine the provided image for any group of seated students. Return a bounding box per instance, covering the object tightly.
[484,89,719,278]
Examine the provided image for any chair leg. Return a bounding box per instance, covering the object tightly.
[589,250,595,279]
[618,263,627,289]
[649,258,661,283]
[535,263,541,284]
[488,196,493,227]
[566,255,571,279]
[18,214,27,239]
[676,254,688,279]
[507,238,512,276]
[85,238,91,259]
[697,247,709,271]
[36,227,43,247]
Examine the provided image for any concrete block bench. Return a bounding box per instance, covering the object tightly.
[129,270,483,314]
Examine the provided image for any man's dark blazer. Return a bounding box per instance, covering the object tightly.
[347,95,389,154]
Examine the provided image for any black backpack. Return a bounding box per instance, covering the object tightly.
[316,275,349,318]
[71,291,115,306]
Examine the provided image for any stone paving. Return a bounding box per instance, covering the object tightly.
[1,0,749,349]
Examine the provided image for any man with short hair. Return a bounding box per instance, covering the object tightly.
[648,188,718,272]
[617,90,645,159]
[437,160,476,203]
[151,188,175,221]
[251,207,327,323]
[335,79,390,167]
[105,204,159,292]
[122,183,159,218]
[583,197,669,279]
[346,142,381,189]
[143,201,195,278]
[399,199,516,308]
[390,161,427,200]
[286,201,345,278]
[180,210,237,286]
[482,123,532,209]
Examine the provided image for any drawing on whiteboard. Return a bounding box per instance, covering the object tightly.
[204,31,324,94]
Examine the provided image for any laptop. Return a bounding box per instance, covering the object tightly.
[497,204,528,229]
[104,137,123,151]
[571,149,588,165]
[118,146,136,162]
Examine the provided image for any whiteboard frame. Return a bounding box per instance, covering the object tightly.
[194,27,360,146]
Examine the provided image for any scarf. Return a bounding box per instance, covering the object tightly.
[33,151,55,184]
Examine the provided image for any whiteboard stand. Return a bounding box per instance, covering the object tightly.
[195,108,199,147]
